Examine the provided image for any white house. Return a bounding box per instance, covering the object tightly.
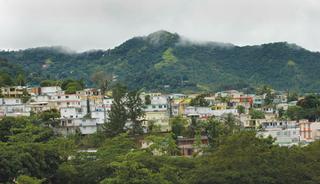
[40,86,62,95]
[259,127,300,146]
[0,98,30,117]
[58,118,100,135]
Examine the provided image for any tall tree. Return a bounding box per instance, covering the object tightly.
[103,84,127,137]
[126,90,145,136]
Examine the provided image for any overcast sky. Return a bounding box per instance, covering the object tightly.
[0,0,320,52]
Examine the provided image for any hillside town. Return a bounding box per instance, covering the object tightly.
[1,85,319,156]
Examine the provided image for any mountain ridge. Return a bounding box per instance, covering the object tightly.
[0,30,320,92]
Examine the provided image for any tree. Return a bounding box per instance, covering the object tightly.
[203,118,226,149]
[16,175,44,184]
[293,95,320,121]
[0,72,13,87]
[91,70,112,95]
[186,131,279,184]
[170,116,188,138]
[103,84,127,137]
[144,94,151,105]
[38,109,60,127]
[145,133,178,156]
[256,85,272,95]
[222,113,241,134]
[287,92,299,102]
[236,105,245,115]
[192,130,203,157]
[286,106,304,121]
[190,94,209,107]
[264,91,275,105]
[278,107,285,119]
[97,133,137,161]
[100,152,172,184]
[126,90,145,136]
[61,80,84,94]
[40,80,61,87]
[249,109,265,119]
[16,74,26,86]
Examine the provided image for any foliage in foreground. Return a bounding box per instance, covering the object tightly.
[1,116,320,183]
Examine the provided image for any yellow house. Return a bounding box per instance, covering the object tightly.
[211,102,227,110]
[171,98,192,116]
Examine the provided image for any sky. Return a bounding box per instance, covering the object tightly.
[0,0,320,52]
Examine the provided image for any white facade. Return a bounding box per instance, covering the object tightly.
[41,86,62,95]
[60,107,85,119]
[144,104,168,112]
[0,98,31,117]
[59,118,99,135]
[259,127,300,146]
[0,98,22,105]
[185,106,237,118]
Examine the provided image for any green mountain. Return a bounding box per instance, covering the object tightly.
[1,30,320,92]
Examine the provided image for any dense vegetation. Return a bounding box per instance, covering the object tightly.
[1,30,320,92]
[1,114,320,183]
[286,94,320,121]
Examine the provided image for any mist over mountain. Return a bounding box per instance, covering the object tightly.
[1,30,320,92]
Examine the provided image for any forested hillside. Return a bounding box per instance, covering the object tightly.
[1,30,320,92]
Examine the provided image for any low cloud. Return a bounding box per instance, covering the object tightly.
[0,0,320,51]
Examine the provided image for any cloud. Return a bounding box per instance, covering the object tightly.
[0,0,320,51]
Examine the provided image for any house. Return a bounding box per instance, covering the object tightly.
[40,86,62,95]
[177,136,208,156]
[143,95,170,132]
[170,98,191,117]
[1,86,27,98]
[144,111,170,132]
[299,120,320,142]
[230,95,253,108]
[58,118,100,135]
[260,120,297,129]
[262,106,275,114]
[215,90,243,98]
[0,98,30,117]
[60,107,85,119]
[253,95,264,107]
[211,102,227,110]
[273,94,287,104]
[76,88,101,96]
[28,95,54,113]
[27,102,51,113]
[258,127,300,146]
[51,94,81,109]
[185,106,237,119]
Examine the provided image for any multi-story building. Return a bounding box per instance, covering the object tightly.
[1,86,26,98]
[0,98,30,117]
